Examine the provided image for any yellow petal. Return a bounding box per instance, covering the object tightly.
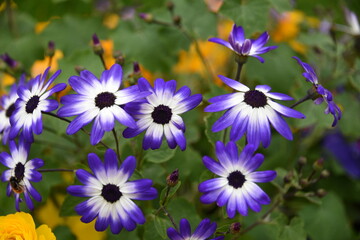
[103,13,120,29]
[36,225,56,240]
[0,212,37,240]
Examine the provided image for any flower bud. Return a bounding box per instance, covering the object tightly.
[316,188,327,198]
[46,41,55,58]
[166,1,174,11]
[0,53,18,69]
[113,51,125,66]
[313,158,324,171]
[166,169,179,187]
[75,65,86,74]
[283,171,294,184]
[298,156,307,166]
[133,61,140,75]
[92,33,104,55]
[230,222,241,234]
[320,169,330,178]
[300,178,309,187]
[173,15,181,26]
[139,13,153,23]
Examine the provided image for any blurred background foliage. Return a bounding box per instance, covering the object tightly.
[0,0,360,239]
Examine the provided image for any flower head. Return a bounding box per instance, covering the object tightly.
[123,77,202,150]
[167,218,224,240]
[199,141,277,218]
[0,139,43,211]
[209,24,277,63]
[343,7,360,36]
[205,75,305,148]
[9,68,66,142]
[0,75,25,144]
[0,212,55,240]
[67,149,157,234]
[293,56,341,126]
[58,64,151,145]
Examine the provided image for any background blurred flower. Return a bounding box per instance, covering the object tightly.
[0,212,55,240]
[167,218,224,240]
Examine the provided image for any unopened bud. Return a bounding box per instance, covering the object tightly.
[0,53,18,69]
[300,178,309,187]
[316,188,327,198]
[139,13,153,23]
[113,51,125,66]
[230,222,241,234]
[298,156,307,166]
[166,1,174,11]
[313,158,324,171]
[133,62,140,74]
[92,34,104,55]
[166,169,179,187]
[75,65,86,74]
[320,169,330,178]
[173,15,181,26]
[284,171,294,184]
[46,41,55,58]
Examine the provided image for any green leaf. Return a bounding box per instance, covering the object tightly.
[266,0,292,12]
[278,217,307,240]
[298,192,354,240]
[154,216,172,239]
[53,225,76,240]
[220,0,270,35]
[159,182,182,206]
[144,147,177,163]
[59,194,83,217]
[204,111,224,146]
[167,198,201,227]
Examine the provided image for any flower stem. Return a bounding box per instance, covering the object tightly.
[290,94,312,108]
[43,111,111,150]
[39,169,75,173]
[99,54,107,70]
[112,129,122,163]
[161,206,179,231]
[241,199,282,235]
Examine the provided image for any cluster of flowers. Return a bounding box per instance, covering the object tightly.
[0,23,341,239]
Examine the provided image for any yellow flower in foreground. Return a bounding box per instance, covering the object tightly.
[0,212,55,240]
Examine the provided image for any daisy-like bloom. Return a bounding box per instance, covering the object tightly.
[208,24,277,63]
[293,56,341,126]
[123,78,202,150]
[57,64,151,145]
[9,68,66,142]
[0,139,43,211]
[0,75,25,145]
[199,141,277,218]
[205,75,305,148]
[67,149,157,234]
[167,218,224,240]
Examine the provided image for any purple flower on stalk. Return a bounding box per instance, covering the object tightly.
[0,139,43,211]
[123,78,202,150]
[9,68,66,142]
[0,75,25,145]
[167,218,224,240]
[199,141,276,218]
[293,56,341,127]
[57,64,151,145]
[208,24,277,63]
[67,149,157,234]
[205,75,305,148]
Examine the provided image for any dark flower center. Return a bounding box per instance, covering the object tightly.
[14,162,25,181]
[151,104,172,124]
[227,170,246,189]
[95,92,116,110]
[5,103,16,118]
[244,90,267,108]
[101,184,122,203]
[25,96,40,113]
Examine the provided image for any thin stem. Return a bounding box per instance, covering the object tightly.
[43,111,111,149]
[162,206,178,231]
[99,54,107,70]
[48,56,53,69]
[6,0,17,37]
[290,94,312,108]
[39,169,75,173]
[235,61,243,82]
[112,129,121,162]
[241,199,281,235]
[161,186,171,206]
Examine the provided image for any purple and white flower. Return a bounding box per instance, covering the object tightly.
[205,75,305,148]
[57,64,151,145]
[0,139,43,211]
[67,149,157,234]
[9,68,66,142]
[209,24,277,63]
[123,78,202,150]
[293,56,341,127]
[199,141,276,218]
[167,218,224,240]
[0,75,25,145]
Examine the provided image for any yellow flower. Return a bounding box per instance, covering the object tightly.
[31,50,64,77]
[103,13,120,29]
[0,212,55,240]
